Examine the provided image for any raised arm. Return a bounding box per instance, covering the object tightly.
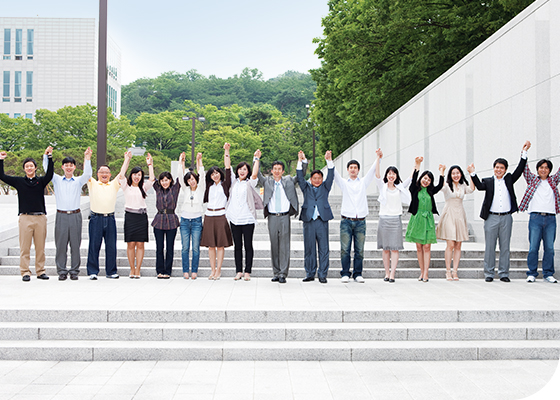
[196,152,203,173]
[412,156,423,176]
[433,164,445,194]
[251,149,261,180]
[118,151,132,180]
[78,147,93,185]
[512,140,530,183]
[224,142,231,169]
[42,146,54,185]
[145,152,155,182]
[324,150,335,191]
[296,150,308,191]
[375,148,382,179]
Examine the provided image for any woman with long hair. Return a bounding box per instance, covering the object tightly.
[405,157,445,282]
[374,149,412,282]
[118,151,155,278]
[436,165,475,280]
[178,152,205,279]
[200,144,233,279]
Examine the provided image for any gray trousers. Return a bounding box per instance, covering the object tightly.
[268,214,291,277]
[483,213,513,278]
[55,212,83,276]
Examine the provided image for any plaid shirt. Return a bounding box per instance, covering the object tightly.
[519,164,560,214]
[151,179,181,230]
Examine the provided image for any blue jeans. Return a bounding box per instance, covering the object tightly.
[527,213,556,278]
[86,213,117,276]
[340,218,366,278]
[180,217,202,274]
[154,227,177,276]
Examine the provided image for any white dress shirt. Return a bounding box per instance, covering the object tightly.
[267,179,290,214]
[334,160,377,218]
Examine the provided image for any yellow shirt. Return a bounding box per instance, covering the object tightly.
[88,178,120,213]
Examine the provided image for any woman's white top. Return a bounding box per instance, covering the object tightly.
[375,176,412,216]
[227,174,258,225]
[178,164,205,219]
[205,181,228,217]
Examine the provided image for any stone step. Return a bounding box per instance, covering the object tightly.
[0,340,556,361]
[0,321,558,342]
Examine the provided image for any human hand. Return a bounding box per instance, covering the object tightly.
[224,142,231,151]
[298,150,305,161]
[376,148,383,159]
[124,151,132,161]
[84,147,92,160]
[467,163,475,174]
[0,151,7,160]
[254,149,261,159]
[146,153,153,166]
[45,146,53,156]
[179,152,186,162]
[325,150,332,161]
[523,141,531,151]
[439,164,446,175]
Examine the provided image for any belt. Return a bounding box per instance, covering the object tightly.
[157,209,176,214]
[207,207,225,212]
[90,211,114,217]
[342,216,365,221]
[269,211,289,217]
[489,211,511,216]
[57,209,81,214]
[20,212,45,216]
[532,212,555,217]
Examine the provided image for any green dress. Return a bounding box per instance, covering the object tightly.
[405,187,437,245]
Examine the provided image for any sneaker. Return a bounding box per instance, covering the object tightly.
[526,276,536,283]
[107,274,120,279]
[544,276,558,283]
[341,276,350,283]
[89,274,98,280]
[354,276,365,283]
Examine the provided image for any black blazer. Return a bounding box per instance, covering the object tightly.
[408,169,444,215]
[471,156,526,220]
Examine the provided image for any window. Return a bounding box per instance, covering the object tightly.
[3,29,10,59]
[27,29,33,57]
[26,71,33,99]
[14,113,21,118]
[25,113,32,119]
[14,71,21,101]
[2,71,9,101]
[15,29,22,55]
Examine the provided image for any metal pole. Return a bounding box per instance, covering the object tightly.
[97,0,108,168]
[191,118,196,170]
[312,127,316,170]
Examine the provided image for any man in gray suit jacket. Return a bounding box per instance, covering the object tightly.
[257,154,305,283]
[297,150,335,283]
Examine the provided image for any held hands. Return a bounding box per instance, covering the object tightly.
[179,152,186,163]
[467,163,475,174]
[376,148,383,159]
[124,151,132,161]
[84,147,92,160]
[146,153,153,166]
[523,141,531,151]
[254,149,261,159]
[298,150,305,162]
[45,146,53,156]
[0,151,7,160]
[438,164,446,176]
[414,156,423,168]
[196,152,202,163]
[325,150,332,161]
[223,142,231,151]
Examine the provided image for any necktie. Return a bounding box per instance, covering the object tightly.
[312,186,319,220]
[275,181,282,212]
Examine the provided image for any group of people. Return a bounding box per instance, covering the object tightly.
[0,139,557,284]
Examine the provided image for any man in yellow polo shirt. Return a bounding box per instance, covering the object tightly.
[86,164,121,279]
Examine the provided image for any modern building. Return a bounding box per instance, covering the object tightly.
[0,17,121,119]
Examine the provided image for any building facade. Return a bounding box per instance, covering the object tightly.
[0,17,121,119]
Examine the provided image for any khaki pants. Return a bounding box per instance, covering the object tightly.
[19,214,47,276]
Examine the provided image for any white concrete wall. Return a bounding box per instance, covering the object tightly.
[330,0,560,254]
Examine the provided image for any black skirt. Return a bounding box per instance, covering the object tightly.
[124,211,149,242]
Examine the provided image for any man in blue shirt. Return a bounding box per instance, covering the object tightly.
[43,147,92,280]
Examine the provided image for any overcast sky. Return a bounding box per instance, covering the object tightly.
[4,0,329,84]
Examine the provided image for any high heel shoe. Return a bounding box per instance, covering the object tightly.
[446,270,452,281]
[452,271,459,281]
[234,273,243,281]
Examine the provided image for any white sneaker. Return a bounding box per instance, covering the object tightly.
[341,276,350,283]
[526,276,536,283]
[354,276,365,283]
[544,276,558,283]
[89,275,97,280]
[106,274,120,279]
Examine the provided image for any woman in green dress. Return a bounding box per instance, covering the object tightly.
[405,156,445,282]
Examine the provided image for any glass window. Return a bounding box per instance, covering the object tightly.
[25,113,32,119]
[15,29,22,55]
[27,29,33,56]
[3,71,9,97]
[14,113,21,118]
[3,29,10,56]
[14,71,21,98]
[26,71,33,98]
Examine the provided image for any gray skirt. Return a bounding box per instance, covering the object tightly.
[377,215,404,250]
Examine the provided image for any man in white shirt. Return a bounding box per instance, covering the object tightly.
[43,147,92,280]
[519,153,560,283]
[470,141,530,282]
[333,152,379,282]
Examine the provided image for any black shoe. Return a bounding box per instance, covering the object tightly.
[302,277,315,282]
[319,278,327,284]
[279,275,287,284]
[37,274,49,280]
[58,274,67,281]
[70,274,78,281]
[389,279,395,283]
[485,277,494,282]
[271,276,280,282]
[22,275,30,282]
[500,277,511,282]
[383,277,389,282]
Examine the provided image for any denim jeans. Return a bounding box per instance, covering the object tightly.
[340,218,366,278]
[527,213,556,278]
[86,213,117,276]
[180,217,202,273]
[154,227,177,276]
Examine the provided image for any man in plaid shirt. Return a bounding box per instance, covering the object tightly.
[519,153,560,283]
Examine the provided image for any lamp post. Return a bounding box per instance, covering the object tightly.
[182,116,205,169]
[97,0,108,168]
[306,104,316,170]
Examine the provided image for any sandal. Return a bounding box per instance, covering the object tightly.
[163,274,170,279]
[183,273,189,279]
[191,273,197,280]
[452,271,459,281]
[243,273,251,281]
[234,272,243,281]
[157,274,164,279]
[446,270,452,281]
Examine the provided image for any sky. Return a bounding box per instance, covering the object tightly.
[4,0,329,84]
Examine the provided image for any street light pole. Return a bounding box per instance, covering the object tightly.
[182,116,205,169]
[306,104,316,170]
[97,0,108,168]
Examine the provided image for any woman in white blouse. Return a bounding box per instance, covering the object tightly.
[178,152,205,279]
[226,148,262,281]
[374,149,412,282]
[200,144,233,279]
[118,151,155,278]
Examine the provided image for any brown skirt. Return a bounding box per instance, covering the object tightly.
[200,215,233,248]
